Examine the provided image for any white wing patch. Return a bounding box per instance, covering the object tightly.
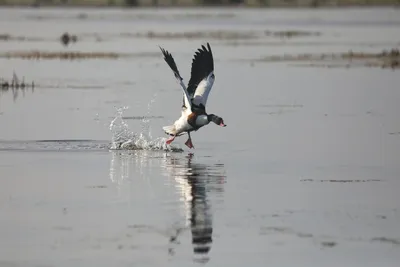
[191,71,215,107]
[176,76,192,110]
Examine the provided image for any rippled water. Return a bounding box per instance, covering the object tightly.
[1,7,400,267]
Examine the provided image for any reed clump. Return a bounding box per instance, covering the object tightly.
[60,32,78,46]
[1,72,35,90]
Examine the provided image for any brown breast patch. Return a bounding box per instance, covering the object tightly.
[187,112,197,128]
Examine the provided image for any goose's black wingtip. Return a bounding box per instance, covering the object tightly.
[159,46,183,82]
[186,42,215,96]
[196,42,213,57]
[159,46,167,56]
[207,42,212,53]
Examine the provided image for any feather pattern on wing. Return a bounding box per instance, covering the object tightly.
[159,46,192,109]
[187,43,215,109]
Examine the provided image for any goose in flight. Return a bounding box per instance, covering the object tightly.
[159,43,226,149]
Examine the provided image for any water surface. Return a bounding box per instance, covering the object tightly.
[1,7,400,267]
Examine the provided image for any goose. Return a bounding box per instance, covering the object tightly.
[159,43,226,149]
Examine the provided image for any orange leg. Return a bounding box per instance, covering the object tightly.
[184,132,194,149]
[166,135,175,145]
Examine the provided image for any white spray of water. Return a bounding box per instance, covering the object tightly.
[109,94,183,152]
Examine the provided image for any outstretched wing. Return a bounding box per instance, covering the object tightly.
[187,43,215,109]
[159,46,192,110]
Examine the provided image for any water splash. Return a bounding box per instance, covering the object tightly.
[140,92,157,141]
[109,100,183,152]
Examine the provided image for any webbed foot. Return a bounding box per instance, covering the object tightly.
[184,138,194,149]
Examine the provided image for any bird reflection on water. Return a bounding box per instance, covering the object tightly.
[163,153,226,262]
[108,150,226,263]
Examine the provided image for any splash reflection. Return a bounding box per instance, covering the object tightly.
[108,150,226,262]
[109,150,163,202]
[162,154,226,262]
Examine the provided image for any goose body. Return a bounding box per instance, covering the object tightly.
[162,110,211,136]
[159,43,226,148]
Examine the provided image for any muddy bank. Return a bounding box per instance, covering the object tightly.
[1,0,400,7]
[131,29,322,40]
[24,11,237,21]
[225,40,400,48]
[0,30,261,43]
[0,51,159,60]
[0,34,45,42]
[264,30,321,38]
[0,30,322,45]
[123,30,258,40]
[253,48,400,69]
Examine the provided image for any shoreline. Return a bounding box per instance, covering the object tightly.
[1,1,400,8]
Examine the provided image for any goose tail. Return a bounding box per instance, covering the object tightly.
[163,124,177,136]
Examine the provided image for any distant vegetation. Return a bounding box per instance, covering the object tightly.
[1,72,33,89]
[0,0,399,7]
